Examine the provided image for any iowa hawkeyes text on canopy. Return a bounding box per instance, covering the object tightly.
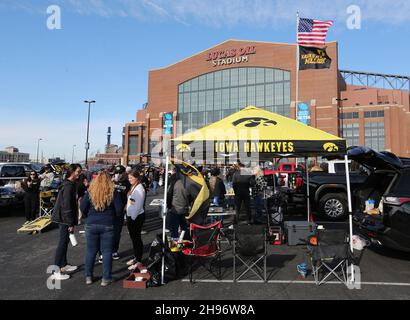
[215,141,295,153]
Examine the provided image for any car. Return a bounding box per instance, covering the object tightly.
[349,146,410,253]
[0,185,21,207]
[0,163,41,207]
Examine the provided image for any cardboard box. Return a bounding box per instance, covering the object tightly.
[123,272,151,289]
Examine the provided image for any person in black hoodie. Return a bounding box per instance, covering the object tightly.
[51,163,82,281]
[209,168,226,207]
[21,171,41,224]
[232,163,254,224]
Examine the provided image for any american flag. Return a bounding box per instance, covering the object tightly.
[298,18,333,47]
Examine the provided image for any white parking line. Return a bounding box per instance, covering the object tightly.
[181,279,410,286]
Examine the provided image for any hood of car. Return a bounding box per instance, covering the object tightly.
[348,146,403,171]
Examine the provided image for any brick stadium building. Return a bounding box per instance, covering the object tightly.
[123,39,410,164]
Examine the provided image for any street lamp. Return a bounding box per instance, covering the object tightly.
[36,138,43,164]
[336,98,348,138]
[84,100,96,168]
[72,145,76,163]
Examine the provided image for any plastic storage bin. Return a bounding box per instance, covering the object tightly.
[284,221,317,246]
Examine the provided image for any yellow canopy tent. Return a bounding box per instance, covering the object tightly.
[172,106,346,162]
[164,106,355,285]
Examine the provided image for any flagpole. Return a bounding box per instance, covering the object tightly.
[295,12,300,171]
[296,12,300,117]
[296,12,309,222]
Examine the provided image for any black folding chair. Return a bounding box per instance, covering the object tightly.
[233,224,267,282]
[308,229,352,286]
[182,221,222,283]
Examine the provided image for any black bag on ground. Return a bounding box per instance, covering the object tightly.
[146,234,188,286]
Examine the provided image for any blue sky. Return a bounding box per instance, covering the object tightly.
[0,0,409,162]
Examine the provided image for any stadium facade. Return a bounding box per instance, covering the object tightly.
[123,39,410,164]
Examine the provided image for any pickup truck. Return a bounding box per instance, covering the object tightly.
[303,170,368,220]
[278,160,368,220]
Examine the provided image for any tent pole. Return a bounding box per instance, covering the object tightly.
[305,157,310,222]
[161,154,170,285]
[344,154,354,284]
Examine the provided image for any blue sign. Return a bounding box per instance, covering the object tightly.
[163,112,173,135]
[297,103,311,125]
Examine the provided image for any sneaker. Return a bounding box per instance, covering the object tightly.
[85,277,93,285]
[128,261,141,271]
[126,258,136,266]
[136,262,148,273]
[101,279,112,287]
[61,265,78,273]
[52,272,70,280]
[112,252,120,260]
[23,221,31,225]
[98,256,103,264]
[141,230,148,235]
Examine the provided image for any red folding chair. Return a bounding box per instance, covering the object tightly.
[182,221,222,283]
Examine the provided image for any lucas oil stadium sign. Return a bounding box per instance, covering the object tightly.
[206,46,256,67]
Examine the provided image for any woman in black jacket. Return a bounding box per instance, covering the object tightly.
[80,171,123,286]
[21,171,41,224]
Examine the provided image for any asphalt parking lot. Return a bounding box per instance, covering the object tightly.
[1,190,410,300]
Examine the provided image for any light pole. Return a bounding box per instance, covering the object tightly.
[336,98,348,138]
[84,100,96,168]
[71,145,76,163]
[36,138,43,163]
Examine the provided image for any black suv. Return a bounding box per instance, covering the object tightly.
[349,147,410,253]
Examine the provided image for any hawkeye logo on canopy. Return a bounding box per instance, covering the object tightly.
[323,142,339,152]
[232,117,278,128]
[176,144,191,152]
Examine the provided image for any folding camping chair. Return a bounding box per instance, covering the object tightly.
[39,190,56,217]
[307,229,351,286]
[233,224,267,282]
[182,220,222,283]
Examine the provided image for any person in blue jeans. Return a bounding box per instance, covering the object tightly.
[209,168,226,223]
[80,171,123,287]
[151,167,160,195]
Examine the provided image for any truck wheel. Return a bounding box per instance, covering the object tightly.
[319,193,347,220]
